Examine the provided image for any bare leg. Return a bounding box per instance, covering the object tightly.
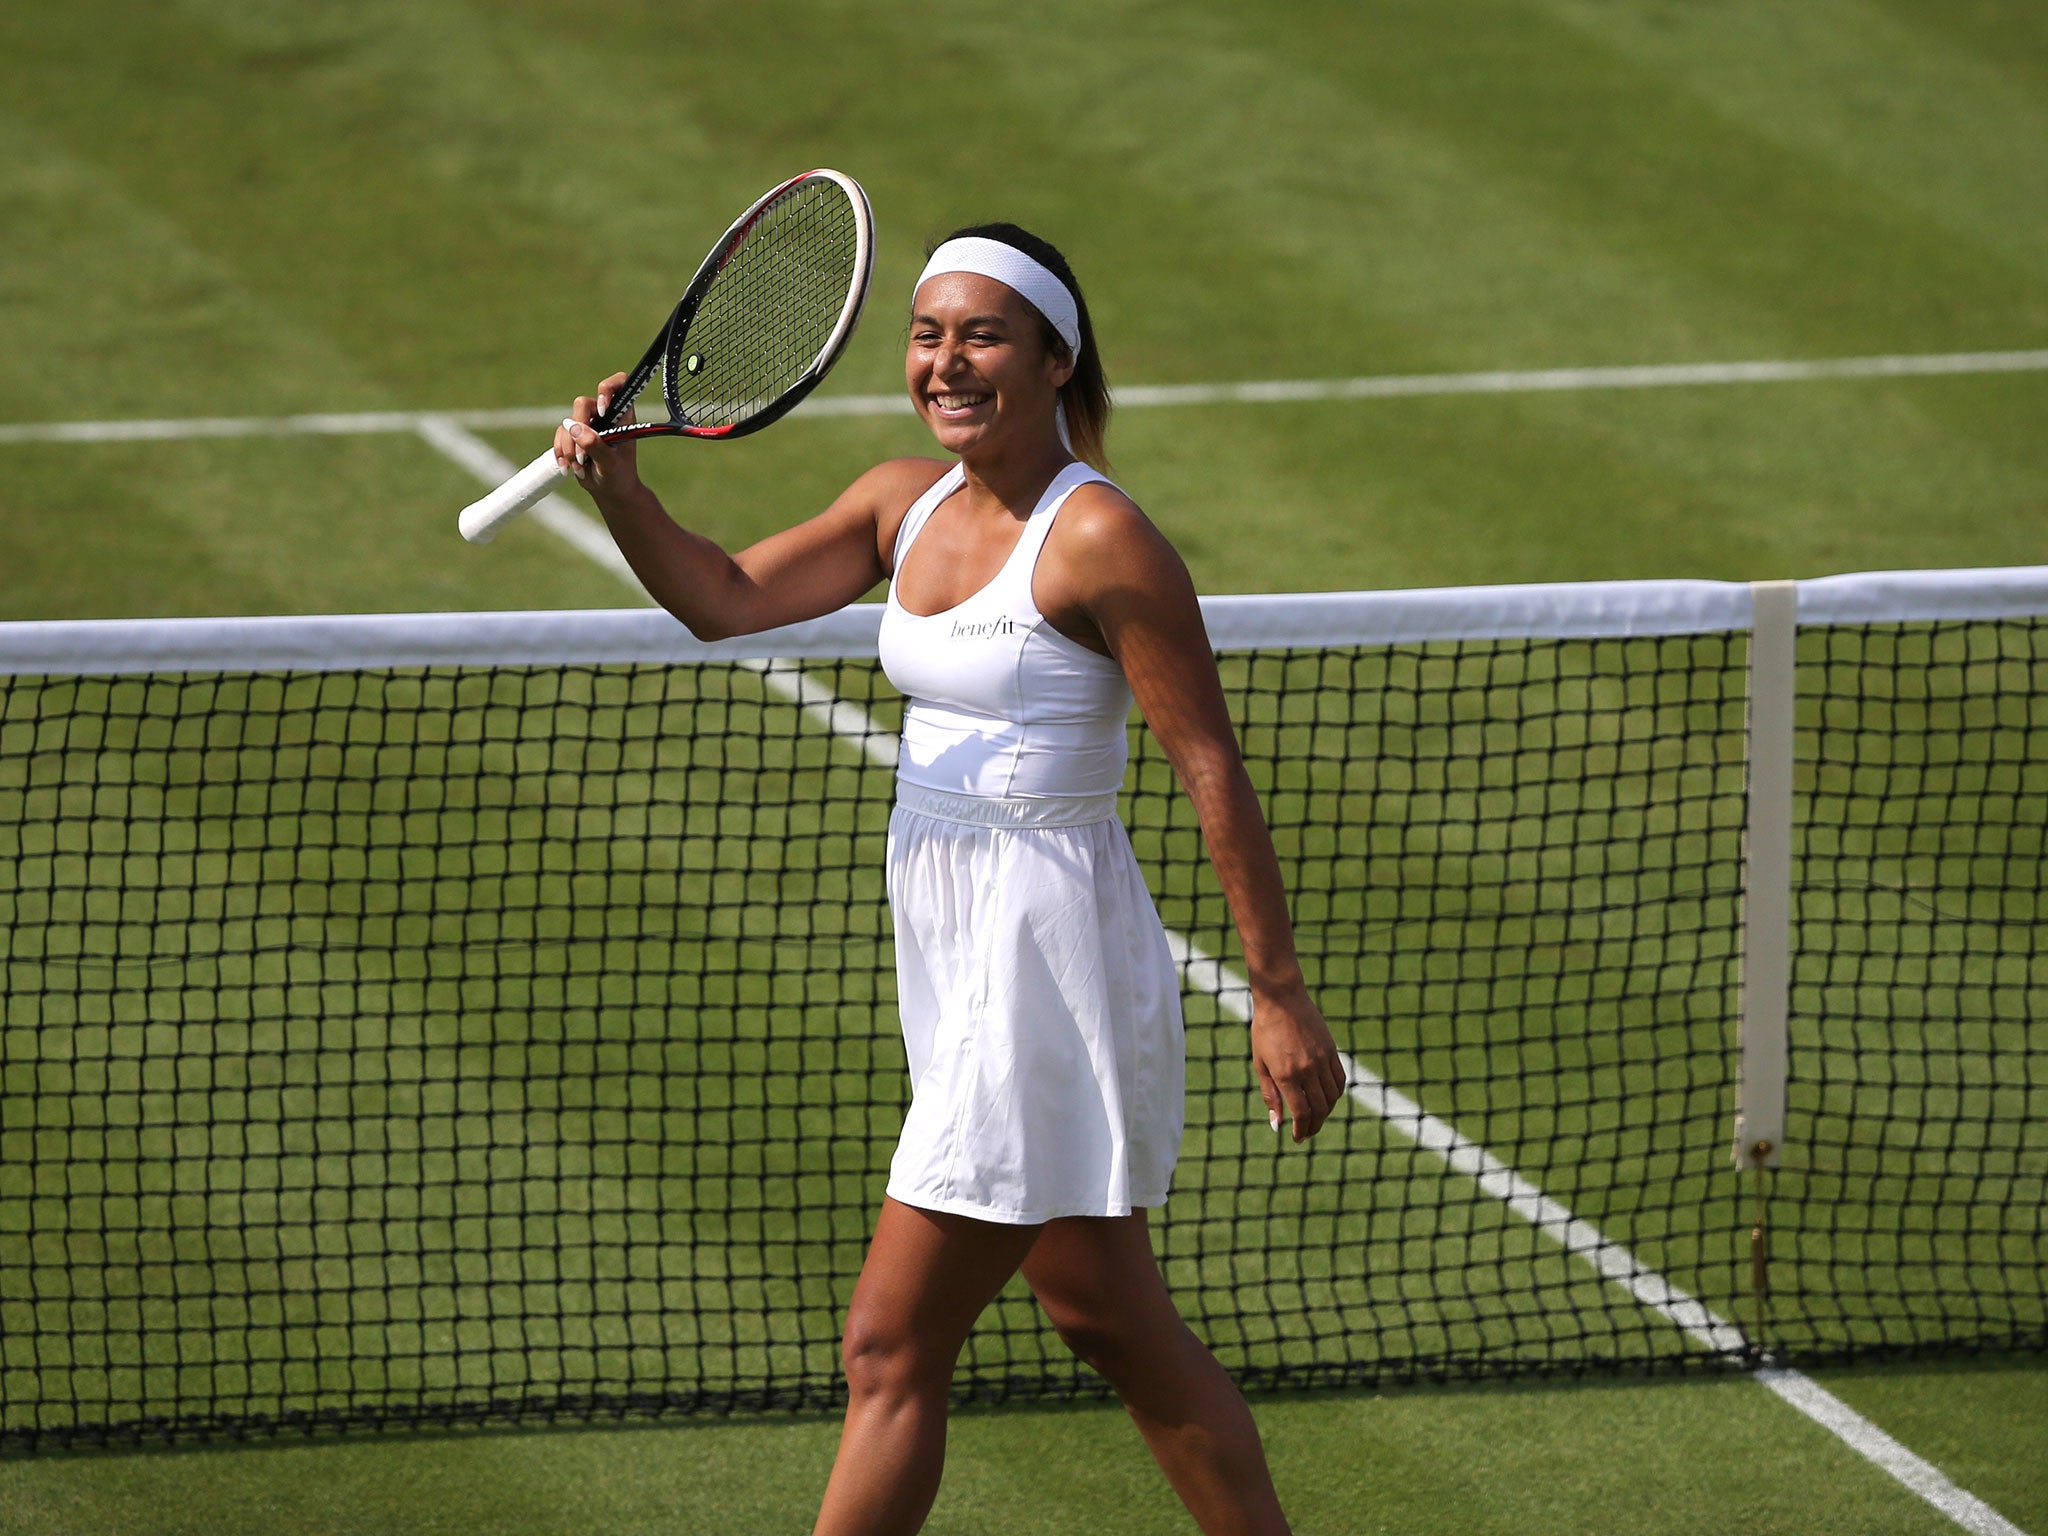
[812,1198,1042,1536]
[1023,1213,1291,1536]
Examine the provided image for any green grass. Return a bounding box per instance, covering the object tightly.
[3,0,2047,613]
[3,0,2046,1531]
[4,1370,2042,1536]
[3,629,2038,1460]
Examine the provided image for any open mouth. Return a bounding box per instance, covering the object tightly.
[929,392,991,418]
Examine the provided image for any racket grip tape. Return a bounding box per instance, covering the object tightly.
[458,448,571,544]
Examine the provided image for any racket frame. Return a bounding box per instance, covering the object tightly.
[590,167,875,443]
[457,168,874,545]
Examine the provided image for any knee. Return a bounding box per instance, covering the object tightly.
[840,1301,942,1405]
[1041,1297,1134,1380]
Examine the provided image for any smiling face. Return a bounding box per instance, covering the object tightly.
[906,271,1074,459]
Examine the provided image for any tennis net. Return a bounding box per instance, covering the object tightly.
[2,570,2043,1449]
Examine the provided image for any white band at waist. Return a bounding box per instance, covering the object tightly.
[893,781,1121,828]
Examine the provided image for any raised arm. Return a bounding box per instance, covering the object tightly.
[557,373,946,640]
[1042,488,1349,1142]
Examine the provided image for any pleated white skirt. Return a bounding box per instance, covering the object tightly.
[885,784,1186,1224]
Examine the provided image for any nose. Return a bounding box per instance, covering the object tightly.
[928,334,965,381]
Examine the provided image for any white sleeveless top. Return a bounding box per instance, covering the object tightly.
[878,462,1134,801]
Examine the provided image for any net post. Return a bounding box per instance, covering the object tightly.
[1735,579,1795,1175]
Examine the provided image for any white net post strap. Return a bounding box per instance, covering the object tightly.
[1735,579,1797,1171]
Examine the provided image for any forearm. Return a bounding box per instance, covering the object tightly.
[1056,485,1347,1137]
[589,481,764,640]
[1180,752,1307,1001]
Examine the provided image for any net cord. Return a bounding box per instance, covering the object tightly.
[5,566,2048,675]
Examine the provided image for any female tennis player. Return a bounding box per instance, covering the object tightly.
[556,224,1345,1536]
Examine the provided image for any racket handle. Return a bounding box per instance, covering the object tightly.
[458,448,570,544]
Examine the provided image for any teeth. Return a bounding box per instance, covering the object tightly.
[935,394,987,410]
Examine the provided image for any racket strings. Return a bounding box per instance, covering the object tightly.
[666,179,862,430]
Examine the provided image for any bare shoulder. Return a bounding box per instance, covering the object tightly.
[855,456,955,504]
[1045,479,1193,595]
[854,457,956,567]
[1055,478,1152,538]
[1033,478,1207,660]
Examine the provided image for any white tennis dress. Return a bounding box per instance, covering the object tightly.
[876,461,1185,1223]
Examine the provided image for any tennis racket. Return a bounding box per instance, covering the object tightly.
[458,168,875,544]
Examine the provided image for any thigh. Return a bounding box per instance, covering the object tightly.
[1020,1212,1181,1340]
[844,1197,1043,1356]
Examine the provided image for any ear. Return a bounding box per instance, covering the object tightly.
[1046,343,1077,391]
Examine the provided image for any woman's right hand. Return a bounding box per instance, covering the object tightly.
[555,371,643,506]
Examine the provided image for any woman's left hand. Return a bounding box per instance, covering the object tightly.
[1251,986,1348,1142]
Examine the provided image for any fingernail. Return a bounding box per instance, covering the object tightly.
[562,418,578,431]
[1270,1111,1282,1133]
[574,448,587,466]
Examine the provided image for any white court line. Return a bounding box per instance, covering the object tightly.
[5,348,2047,445]
[409,418,904,754]
[411,428,2030,1536]
[1170,941,2028,1536]
[1757,1370,2029,1536]
[412,418,642,589]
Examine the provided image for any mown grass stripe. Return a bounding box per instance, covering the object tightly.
[5,349,2047,445]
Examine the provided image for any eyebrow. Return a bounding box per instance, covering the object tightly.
[910,312,1014,330]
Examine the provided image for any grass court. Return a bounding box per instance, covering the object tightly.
[2,2,2045,1532]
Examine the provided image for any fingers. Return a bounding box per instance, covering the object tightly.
[1256,1058,1283,1134]
[1285,1075,1325,1140]
[1286,1075,1332,1143]
[554,376,637,479]
[1289,1053,1351,1142]
[555,414,594,476]
[1316,1052,1353,1139]
[585,372,633,427]
[1268,1046,1351,1144]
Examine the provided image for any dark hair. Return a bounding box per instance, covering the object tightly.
[932,222,1111,469]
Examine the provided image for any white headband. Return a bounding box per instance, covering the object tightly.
[915,237,1082,360]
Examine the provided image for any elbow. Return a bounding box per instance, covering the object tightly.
[660,575,752,643]
[1177,742,1246,799]
[1174,746,1264,828]
[669,564,767,644]
[677,612,735,643]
